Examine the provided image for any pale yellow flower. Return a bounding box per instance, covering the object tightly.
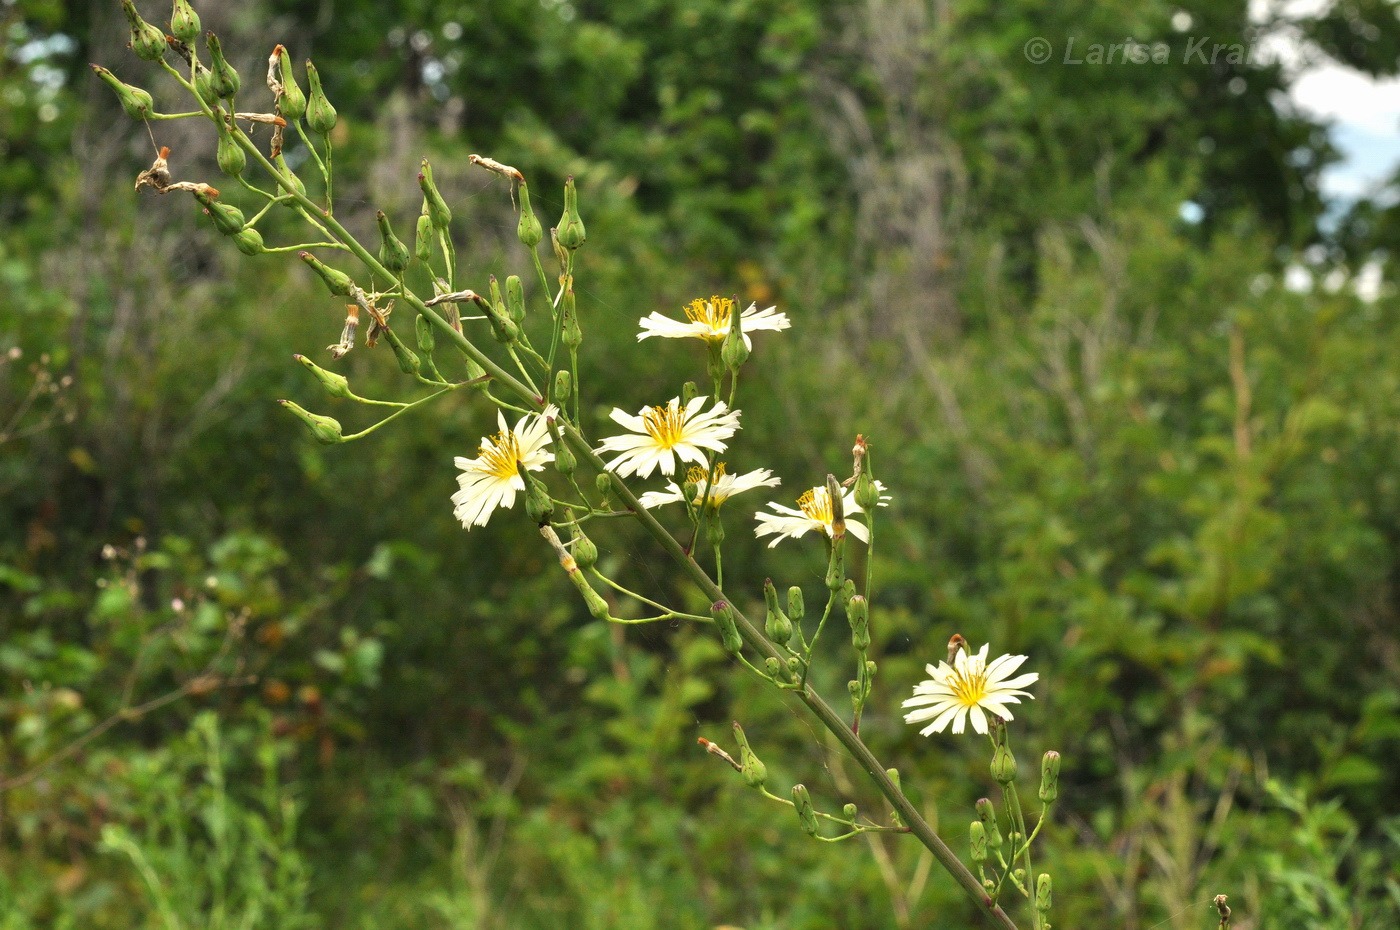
[902,644,1039,736]
[451,406,557,528]
[637,295,789,347]
[595,396,740,479]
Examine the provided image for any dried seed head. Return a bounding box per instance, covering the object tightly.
[468,153,524,183]
[134,145,172,192]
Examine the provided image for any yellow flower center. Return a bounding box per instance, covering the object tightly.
[947,658,990,708]
[797,488,833,525]
[685,463,728,503]
[642,400,688,449]
[682,295,735,337]
[479,430,522,480]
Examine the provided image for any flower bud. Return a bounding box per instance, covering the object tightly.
[278,399,342,444]
[854,469,880,514]
[975,798,1004,848]
[847,594,869,650]
[842,803,857,821]
[489,274,507,317]
[519,463,553,524]
[274,153,306,200]
[564,566,610,622]
[548,421,575,477]
[1036,874,1053,913]
[389,336,420,375]
[553,370,572,406]
[827,473,845,537]
[843,578,857,606]
[516,181,543,248]
[275,48,306,121]
[991,742,1017,786]
[304,60,336,134]
[763,578,792,646]
[90,65,154,120]
[375,211,410,275]
[786,656,803,675]
[556,175,586,250]
[170,0,200,44]
[594,472,614,507]
[418,158,452,229]
[231,227,263,255]
[571,528,597,570]
[1039,751,1061,804]
[215,123,246,177]
[706,516,726,546]
[505,275,526,324]
[792,784,818,836]
[732,722,766,789]
[407,212,431,266]
[415,315,435,355]
[969,820,988,863]
[721,295,749,371]
[295,353,350,398]
[480,293,519,347]
[205,32,240,99]
[825,534,845,592]
[192,62,219,107]
[298,251,353,296]
[193,188,244,234]
[711,600,742,654]
[561,288,582,350]
[681,381,699,406]
[763,657,781,677]
[120,1,166,62]
[787,586,804,622]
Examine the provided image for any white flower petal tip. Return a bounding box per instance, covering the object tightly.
[451,405,557,529]
[636,295,790,345]
[902,644,1039,737]
[594,397,741,479]
[637,463,780,510]
[752,480,889,547]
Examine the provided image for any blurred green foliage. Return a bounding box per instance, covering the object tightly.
[2,0,1399,927]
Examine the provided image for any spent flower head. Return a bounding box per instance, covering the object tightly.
[595,396,740,479]
[638,295,790,347]
[902,644,1039,736]
[637,463,780,510]
[452,406,557,528]
[753,481,889,548]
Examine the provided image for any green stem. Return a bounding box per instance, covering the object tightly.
[801,589,840,690]
[341,387,453,440]
[263,242,348,253]
[588,568,707,621]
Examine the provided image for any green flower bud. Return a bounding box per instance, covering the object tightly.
[193,188,243,234]
[1036,874,1053,913]
[764,578,792,646]
[192,62,219,107]
[546,420,574,476]
[847,679,861,702]
[564,564,610,622]
[170,0,201,45]
[418,158,451,229]
[278,399,342,444]
[298,251,353,297]
[842,803,857,821]
[594,472,614,507]
[842,578,857,605]
[375,211,410,274]
[970,820,988,863]
[231,227,263,255]
[304,60,336,134]
[215,123,245,177]
[854,469,881,514]
[414,208,433,262]
[90,65,154,120]
[275,48,306,121]
[120,0,166,62]
[556,175,586,250]
[205,33,240,99]
[389,336,420,375]
[787,586,805,622]
[561,288,581,350]
[991,742,1017,786]
[462,353,488,390]
[847,594,869,650]
[792,784,818,837]
[489,274,506,317]
[516,181,543,248]
[975,798,1003,848]
[764,657,781,678]
[479,292,519,347]
[732,722,766,789]
[786,656,802,675]
[681,381,699,406]
[505,275,525,324]
[415,314,435,355]
[571,528,597,570]
[711,600,742,654]
[706,516,726,546]
[721,294,749,371]
[519,463,553,524]
[1039,751,1061,804]
[827,473,846,536]
[294,353,350,398]
[886,767,901,790]
[274,153,306,200]
[825,534,845,592]
[553,370,572,406]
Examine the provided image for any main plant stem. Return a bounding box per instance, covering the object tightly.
[230,124,1016,929]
